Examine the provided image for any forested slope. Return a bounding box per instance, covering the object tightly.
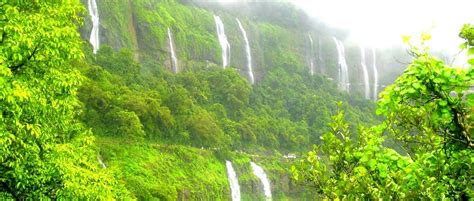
[2,0,470,200]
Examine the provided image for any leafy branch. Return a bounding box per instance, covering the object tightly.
[9,43,40,73]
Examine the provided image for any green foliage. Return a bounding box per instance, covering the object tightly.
[0,0,129,199]
[292,107,411,199]
[53,134,131,199]
[106,109,146,141]
[258,23,305,73]
[96,46,140,79]
[294,31,474,199]
[460,24,474,65]
[79,45,376,152]
[377,33,474,152]
[0,0,416,199]
[94,0,221,67]
[294,105,473,199]
[97,137,229,200]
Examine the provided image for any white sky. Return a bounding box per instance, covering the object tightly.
[216,0,474,65]
[290,0,474,51]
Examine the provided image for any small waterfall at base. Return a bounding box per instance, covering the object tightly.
[360,46,370,99]
[250,162,272,200]
[97,155,106,169]
[332,37,350,92]
[226,161,241,201]
[307,33,315,75]
[214,15,231,68]
[236,19,255,84]
[372,48,379,100]
[167,28,179,73]
[88,0,100,54]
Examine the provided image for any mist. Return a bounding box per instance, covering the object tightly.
[290,0,474,66]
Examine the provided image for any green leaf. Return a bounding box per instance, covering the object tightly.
[468,58,474,66]
[438,100,447,106]
[412,82,421,89]
[397,160,406,168]
[402,35,411,43]
[360,155,369,163]
[368,159,377,171]
[466,94,474,106]
[468,48,474,56]
[421,32,432,41]
[379,171,388,178]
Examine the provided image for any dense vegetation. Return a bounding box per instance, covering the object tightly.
[0,0,472,200]
[79,44,376,151]
[0,1,128,199]
[293,31,474,199]
[74,43,375,198]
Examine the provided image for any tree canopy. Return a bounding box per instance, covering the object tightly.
[0,1,128,199]
[293,28,474,199]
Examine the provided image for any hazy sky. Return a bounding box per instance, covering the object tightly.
[290,0,474,50]
[216,0,473,65]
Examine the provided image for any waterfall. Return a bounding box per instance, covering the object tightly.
[88,0,100,54]
[214,15,231,68]
[307,33,315,75]
[372,48,379,100]
[167,28,179,73]
[250,162,271,200]
[332,37,350,91]
[97,155,106,169]
[360,46,370,99]
[318,36,324,74]
[236,19,255,84]
[226,161,241,201]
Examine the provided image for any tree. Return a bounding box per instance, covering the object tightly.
[378,31,474,152]
[293,29,473,199]
[0,1,128,199]
[105,109,146,141]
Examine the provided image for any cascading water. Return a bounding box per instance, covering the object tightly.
[167,28,179,73]
[97,155,106,169]
[236,19,255,84]
[214,15,231,68]
[318,36,324,74]
[226,161,241,201]
[307,33,315,75]
[250,162,272,200]
[88,0,100,54]
[332,37,350,91]
[372,48,379,100]
[360,46,370,99]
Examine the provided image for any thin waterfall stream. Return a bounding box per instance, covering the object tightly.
[236,19,255,84]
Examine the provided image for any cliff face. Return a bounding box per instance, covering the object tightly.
[80,0,352,84]
[81,0,408,92]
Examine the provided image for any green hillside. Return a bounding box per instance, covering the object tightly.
[1,0,472,200]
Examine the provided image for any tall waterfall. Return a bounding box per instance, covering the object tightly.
[332,37,350,91]
[226,161,241,201]
[214,15,231,68]
[97,155,106,169]
[88,0,100,54]
[318,36,324,74]
[372,48,379,100]
[250,162,272,200]
[360,46,370,99]
[236,19,255,84]
[167,28,179,73]
[307,33,315,75]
